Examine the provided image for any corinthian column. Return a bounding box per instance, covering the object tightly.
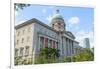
[67,39,70,56]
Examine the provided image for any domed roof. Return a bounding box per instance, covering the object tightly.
[52,13,63,19]
[50,9,66,31]
[52,9,63,19]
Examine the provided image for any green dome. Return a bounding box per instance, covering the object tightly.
[51,9,65,25]
[51,9,63,19]
[52,13,63,19]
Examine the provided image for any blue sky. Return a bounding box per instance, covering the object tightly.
[15,4,94,48]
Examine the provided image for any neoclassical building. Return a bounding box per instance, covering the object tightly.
[15,10,80,64]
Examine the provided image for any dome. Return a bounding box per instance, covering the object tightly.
[50,9,66,31]
[51,9,63,20]
[51,10,64,23]
[52,13,63,19]
[51,9,64,24]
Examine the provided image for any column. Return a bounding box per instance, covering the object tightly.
[66,38,68,56]
[67,39,69,56]
[63,37,67,56]
[62,37,64,55]
[70,40,72,56]
[56,42,58,50]
[73,42,76,55]
[55,41,57,49]
[72,41,74,55]
[59,35,63,59]
[69,39,70,56]
[69,40,72,56]
[43,37,45,48]
[68,39,70,56]
[38,36,40,52]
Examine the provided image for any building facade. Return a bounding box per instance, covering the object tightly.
[84,38,90,49]
[15,10,80,64]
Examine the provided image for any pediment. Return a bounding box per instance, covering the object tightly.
[66,31,75,39]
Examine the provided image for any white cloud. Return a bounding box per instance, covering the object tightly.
[68,16,80,24]
[46,15,52,23]
[75,30,94,48]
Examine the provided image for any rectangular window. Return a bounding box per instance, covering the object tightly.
[48,40,52,47]
[15,49,18,57]
[23,29,25,34]
[52,41,55,48]
[17,40,19,45]
[20,47,24,57]
[40,37,44,48]
[49,40,52,48]
[45,38,48,48]
[21,38,24,43]
[25,46,29,56]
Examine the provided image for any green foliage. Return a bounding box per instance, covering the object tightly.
[14,3,30,11]
[34,47,60,64]
[73,48,94,62]
[14,56,33,65]
[14,48,94,65]
[14,57,19,65]
[62,57,71,62]
[62,48,94,62]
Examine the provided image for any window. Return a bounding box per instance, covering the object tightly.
[20,47,24,57]
[52,24,54,28]
[58,23,61,25]
[21,38,24,43]
[40,37,44,48]
[48,40,52,48]
[52,41,55,48]
[15,49,18,57]
[23,29,25,34]
[25,46,29,56]
[17,31,20,36]
[17,40,19,45]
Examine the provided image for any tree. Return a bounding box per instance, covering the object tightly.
[62,57,71,62]
[34,47,60,64]
[72,48,94,62]
[62,48,94,62]
[14,3,30,11]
